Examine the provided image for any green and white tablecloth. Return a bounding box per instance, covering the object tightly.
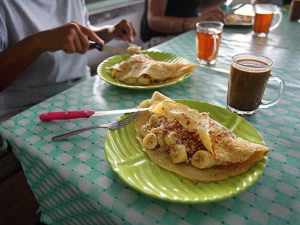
[0,10,299,225]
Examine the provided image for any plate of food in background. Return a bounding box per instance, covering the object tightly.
[97,50,196,89]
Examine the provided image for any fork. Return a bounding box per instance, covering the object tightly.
[51,111,140,142]
[227,3,247,15]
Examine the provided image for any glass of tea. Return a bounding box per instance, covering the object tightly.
[252,4,282,37]
[196,21,224,65]
[227,53,285,116]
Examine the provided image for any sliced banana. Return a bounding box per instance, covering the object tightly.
[140,123,150,137]
[164,132,177,146]
[149,114,161,126]
[127,78,138,84]
[170,144,188,163]
[150,127,160,134]
[157,132,166,147]
[127,45,142,53]
[139,99,150,108]
[143,133,158,149]
[191,150,222,169]
[138,75,151,85]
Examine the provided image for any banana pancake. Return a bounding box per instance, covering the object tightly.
[108,53,195,86]
[134,92,270,183]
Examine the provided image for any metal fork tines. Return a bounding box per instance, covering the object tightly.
[227,3,247,14]
[51,111,140,142]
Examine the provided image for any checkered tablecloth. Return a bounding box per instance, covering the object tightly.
[0,10,299,225]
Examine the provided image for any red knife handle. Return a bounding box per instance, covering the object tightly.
[39,110,95,122]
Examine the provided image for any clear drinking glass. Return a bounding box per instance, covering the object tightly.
[227,53,285,116]
[252,4,282,37]
[196,21,224,65]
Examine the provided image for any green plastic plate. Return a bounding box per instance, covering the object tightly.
[104,100,267,203]
[97,51,193,89]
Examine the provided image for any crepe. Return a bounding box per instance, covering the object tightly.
[225,14,253,25]
[134,92,269,183]
[108,53,195,86]
[226,14,253,25]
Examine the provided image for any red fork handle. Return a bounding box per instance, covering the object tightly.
[39,110,95,122]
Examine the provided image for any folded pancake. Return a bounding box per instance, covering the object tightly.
[226,14,253,24]
[109,53,195,85]
[134,91,269,183]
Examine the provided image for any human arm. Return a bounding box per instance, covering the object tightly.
[90,19,137,43]
[147,0,226,34]
[0,21,103,90]
[0,19,136,90]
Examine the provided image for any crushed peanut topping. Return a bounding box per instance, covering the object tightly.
[148,115,205,156]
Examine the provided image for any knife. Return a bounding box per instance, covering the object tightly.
[89,41,136,55]
[39,108,150,122]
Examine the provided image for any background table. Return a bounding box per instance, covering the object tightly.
[1,9,299,225]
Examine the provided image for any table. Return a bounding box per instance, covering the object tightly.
[1,9,299,225]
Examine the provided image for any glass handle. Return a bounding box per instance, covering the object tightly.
[270,6,282,31]
[259,75,285,109]
[211,34,219,59]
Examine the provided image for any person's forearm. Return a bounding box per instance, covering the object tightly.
[0,34,44,90]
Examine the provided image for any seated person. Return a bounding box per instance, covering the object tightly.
[141,0,227,44]
[0,0,137,123]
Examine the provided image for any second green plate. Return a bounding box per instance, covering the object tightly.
[97,51,194,89]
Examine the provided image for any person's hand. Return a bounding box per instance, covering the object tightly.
[198,7,227,23]
[38,21,104,54]
[111,19,137,43]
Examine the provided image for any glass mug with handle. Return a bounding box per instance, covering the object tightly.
[196,21,224,65]
[227,53,285,116]
[252,4,282,37]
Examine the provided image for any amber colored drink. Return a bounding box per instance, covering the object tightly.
[227,59,271,111]
[196,30,222,62]
[253,13,274,34]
